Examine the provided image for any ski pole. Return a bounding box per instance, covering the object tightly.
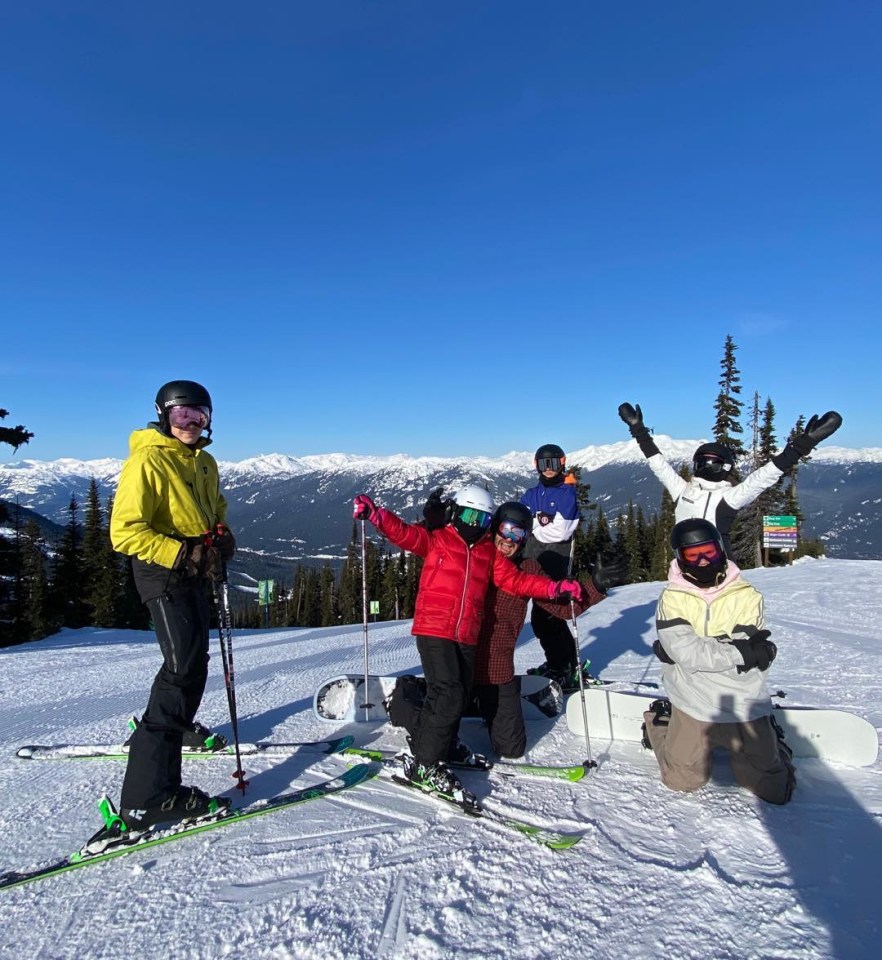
[567,538,596,771]
[210,542,249,792]
[359,519,373,720]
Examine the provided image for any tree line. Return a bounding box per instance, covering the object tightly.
[0,335,825,644]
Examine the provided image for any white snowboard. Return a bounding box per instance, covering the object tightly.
[565,685,879,767]
[314,674,564,723]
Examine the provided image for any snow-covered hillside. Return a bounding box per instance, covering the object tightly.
[1,559,880,959]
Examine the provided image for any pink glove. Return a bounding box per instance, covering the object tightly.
[353,494,379,524]
[547,578,584,602]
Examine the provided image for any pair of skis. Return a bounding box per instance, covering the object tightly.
[2,736,587,891]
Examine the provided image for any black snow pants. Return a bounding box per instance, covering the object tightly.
[474,679,527,759]
[411,636,475,767]
[522,538,577,672]
[120,582,212,809]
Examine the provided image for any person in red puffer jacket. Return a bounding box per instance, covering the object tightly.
[353,484,583,803]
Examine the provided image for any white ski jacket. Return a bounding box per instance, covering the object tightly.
[646,454,783,555]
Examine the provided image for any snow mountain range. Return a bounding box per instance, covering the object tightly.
[2,439,881,579]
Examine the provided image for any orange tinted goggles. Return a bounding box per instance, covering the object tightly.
[680,542,723,565]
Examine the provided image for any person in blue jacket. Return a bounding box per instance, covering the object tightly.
[520,443,624,688]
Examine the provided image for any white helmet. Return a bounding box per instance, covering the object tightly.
[453,484,494,515]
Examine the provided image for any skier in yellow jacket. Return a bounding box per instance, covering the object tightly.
[110,380,235,829]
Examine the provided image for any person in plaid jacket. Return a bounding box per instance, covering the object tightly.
[473,502,608,757]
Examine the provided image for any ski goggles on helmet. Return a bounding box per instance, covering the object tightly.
[457,506,493,529]
[679,542,724,566]
[497,520,528,544]
[537,456,564,472]
[692,454,731,477]
[168,405,211,429]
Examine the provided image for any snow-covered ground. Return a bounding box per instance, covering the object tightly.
[1,558,880,960]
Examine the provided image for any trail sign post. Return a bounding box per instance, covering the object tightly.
[763,516,797,565]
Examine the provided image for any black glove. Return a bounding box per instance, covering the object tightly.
[590,554,627,593]
[618,402,659,459]
[213,525,236,561]
[176,538,224,581]
[775,411,843,469]
[653,639,675,665]
[791,411,843,456]
[731,631,777,673]
[422,488,450,531]
[618,402,643,430]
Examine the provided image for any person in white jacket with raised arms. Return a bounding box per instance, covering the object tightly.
[617,402,842,557]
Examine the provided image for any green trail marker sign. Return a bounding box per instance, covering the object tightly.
[763,516,797,551]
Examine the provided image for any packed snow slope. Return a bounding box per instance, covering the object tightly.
[1,558,880,960]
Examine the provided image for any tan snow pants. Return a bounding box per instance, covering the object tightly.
[643,705,796,805]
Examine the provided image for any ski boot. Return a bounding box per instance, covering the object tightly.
[125,716,228,753]
[401,755,480,810]
[562,660,600,693]
[182,721,229,753]
[447,738,492,771]
[120,785,231,832]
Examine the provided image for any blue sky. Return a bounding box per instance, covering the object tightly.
[2,2,880,462]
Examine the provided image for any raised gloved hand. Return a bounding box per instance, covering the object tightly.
[547,578,584,603]
[422,487,449,531]
[353,494,380,524]
[617,402,659,458]
[590,554,627,593]
[731,630,777,673]
[618,402,644,430]
[213,524,236,561]
[789,411,843,458]
[176,538,224,581]
[652,639,675,665]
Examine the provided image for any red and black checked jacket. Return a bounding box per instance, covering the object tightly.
[474,558,606,684]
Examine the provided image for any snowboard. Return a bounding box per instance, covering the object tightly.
[314,674,563,723]
[565,685,879,767]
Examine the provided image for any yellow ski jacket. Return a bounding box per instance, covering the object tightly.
[110,426,228,575]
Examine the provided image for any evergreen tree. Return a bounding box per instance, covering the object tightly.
[0,407,34,644]
[82,479,122,626]
[0,407,33,452]
[320,564,337,626]
[20,521,55,641]
[50,496,89,629]
[713,334,745,459]
[649,471,682,581]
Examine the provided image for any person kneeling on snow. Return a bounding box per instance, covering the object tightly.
[643,518,795,805]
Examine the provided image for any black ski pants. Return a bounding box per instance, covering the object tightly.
[120,582,212,809]
[474,679,527,758]
[411,635,475,768]
[523,538,577,672]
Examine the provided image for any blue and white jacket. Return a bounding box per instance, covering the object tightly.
[520,479,580,545]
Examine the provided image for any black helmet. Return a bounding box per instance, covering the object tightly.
[670,519,727,586]
[490,500,533,545]
[692,442,735,481]
[534,443,566,474]
[670,518,724,554]
[155,380,212,416]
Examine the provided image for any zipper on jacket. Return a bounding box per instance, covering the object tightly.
[453,545,471,641]
[185,457,213,530]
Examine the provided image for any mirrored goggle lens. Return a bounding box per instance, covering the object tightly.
[537,457,563,472]
[680,542,723,565]
[168,405,211,429]
[498,520,527,543]
[694,455,730,473]
[458,507,493,529]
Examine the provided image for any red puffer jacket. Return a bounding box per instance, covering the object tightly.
[372,508,553,646]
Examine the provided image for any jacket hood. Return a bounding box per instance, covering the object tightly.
[129,423,212,454]
[667,556,743,602]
